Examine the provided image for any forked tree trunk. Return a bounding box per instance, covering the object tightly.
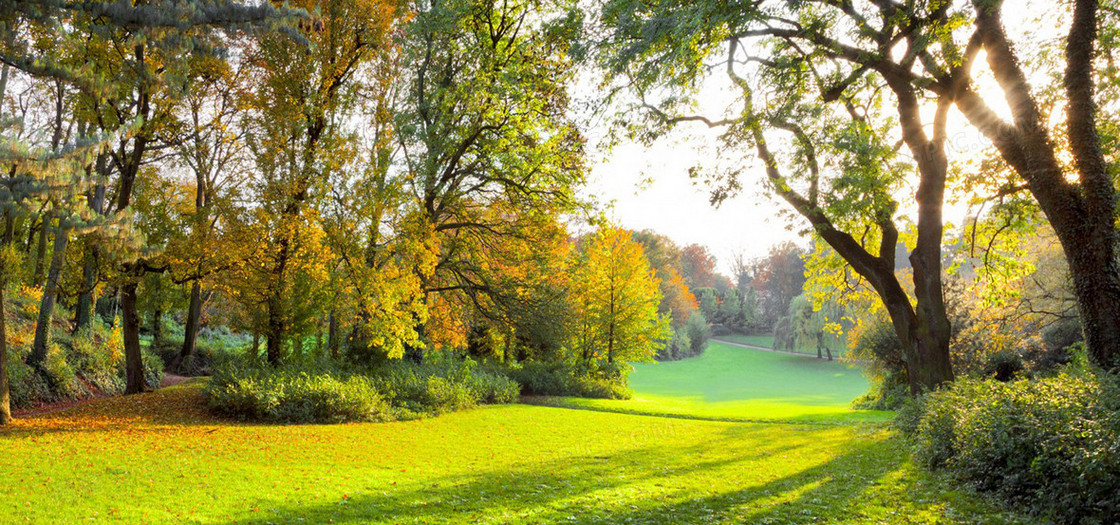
[959,0,1120,370]
[29,218,69,369]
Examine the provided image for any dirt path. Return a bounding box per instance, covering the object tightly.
[160,374,191,388]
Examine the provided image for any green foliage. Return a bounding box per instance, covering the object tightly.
[498,361,631,399]
[206,356,518,423]
[684,311,710,356]
[851,379,909,412]
[655,329,692,361]
[368,357,519,418]
[42,344,83,399]
[207,365,393,424]
[906,369,1120,523]
[141,350,164,391]
[68,322,125,394]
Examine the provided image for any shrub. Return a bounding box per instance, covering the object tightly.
[656,330,691,360]
[206,356,518,424]
[499,360,631,399]
[684,312,710,356]
[207,365,392,424]
[142,350,164,391]
[371,357,519,417]
[906,368,1120,523]
[851,378,908,411]
[69,322,125,394]
[5,355,49,408]
[42,344,84,399]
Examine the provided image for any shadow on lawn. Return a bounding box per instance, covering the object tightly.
[212,430,975,525]
[523,396,892,426]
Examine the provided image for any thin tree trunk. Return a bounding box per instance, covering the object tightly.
[121,281,145,394]
[74,163,107,334]
[73,246,98,333]
[29,217,68,368]
[32,217,48,286]
[152,308,163,347]
[0,211,13,424]
[326,308,339,359]
[0,281,9,425]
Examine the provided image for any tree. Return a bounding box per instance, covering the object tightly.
[598,0,964,392]
[394,0,586,353]
[949,0,1120,369]
[632,230,698,328]
[244,0,399,364]
[571,226,668,367]
[168,52,251,364]
[679,244,718,292]
[1,0,289,402]
[750,242,808,330]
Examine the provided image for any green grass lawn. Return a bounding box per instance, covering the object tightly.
[0,345,1027,524]
[0,381,1026,524]
[541,341,888,424]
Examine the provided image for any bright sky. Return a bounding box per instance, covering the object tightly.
[575,2,1060,276]
[579,123,804,276]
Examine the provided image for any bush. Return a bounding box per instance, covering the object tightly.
[656,330,692,360]
[684,312,710,356]
[370,358,517,418]
[851,378,908,411]
[206,356,518,424]
[142,350,164,391]
[499,360,631,399]
[5,355,49,408]
[906,367,1120,523]
[207,365,392,424]
[69,322,125,394]
[42,344,84,399]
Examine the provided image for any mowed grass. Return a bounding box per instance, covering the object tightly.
[541,341,889,424]
[0,380,1026,524]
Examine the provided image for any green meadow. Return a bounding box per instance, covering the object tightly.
[0,345,1026,524]
[542,341,887,423]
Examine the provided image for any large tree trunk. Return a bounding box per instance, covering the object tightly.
[1057,218,1120,369]
[266,296,284,365]
[121,282,145,394]
[180,280,203,360]
[957,0,1120,370]
[29,217,69,368]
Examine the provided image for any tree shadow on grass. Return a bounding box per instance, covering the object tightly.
[209,426,1015,525]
